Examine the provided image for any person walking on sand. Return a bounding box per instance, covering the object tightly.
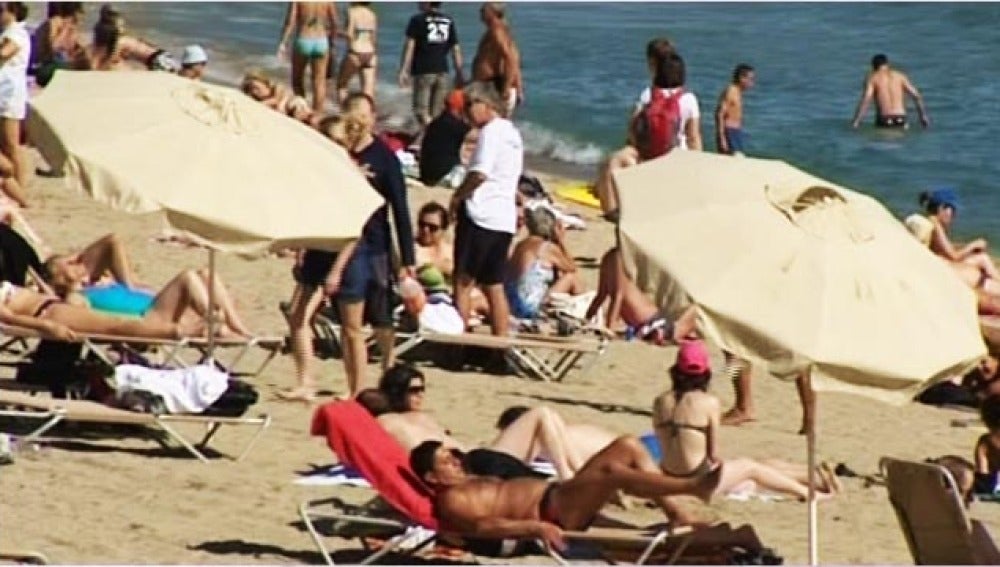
[450,81,521,339]
[715,63,754,156]
[471,2,521,117]
[0,2,30,202]
[277,2,339,113]
[335,2,377,104]
[850,53,929,130]
[399,2,464,130]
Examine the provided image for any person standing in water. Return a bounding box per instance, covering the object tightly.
[714,63,754,155]
[336,2,377,104]
[850,53,929,130]
[471,2,521,117]
[277,2,339,113]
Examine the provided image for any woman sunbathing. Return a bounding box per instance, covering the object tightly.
[653,340,840,502]
[504,207,585,321]
[241,69,318,127]
[35,254,253,339]
[360,364,597,480]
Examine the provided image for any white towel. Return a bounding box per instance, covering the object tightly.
[113,364,229,414]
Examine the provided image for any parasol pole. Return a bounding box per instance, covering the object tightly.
[805,369,818,566]
[206,248,216,360]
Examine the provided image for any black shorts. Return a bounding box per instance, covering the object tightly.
[296,249,337,287]
[336,249,393,328]
[454,206,513,286]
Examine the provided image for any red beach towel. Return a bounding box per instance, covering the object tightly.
[310,400,439,529]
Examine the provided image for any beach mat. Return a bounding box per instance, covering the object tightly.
[555,182,601,209]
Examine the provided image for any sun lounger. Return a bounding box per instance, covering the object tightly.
[0,324,282,380]
[0,550,48,565]
[392,329,607,382]
[880,456,1000,564]
[299,400,699,565]
[0,389,270,462]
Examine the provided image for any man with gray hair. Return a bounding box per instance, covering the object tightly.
[450,80,523,339]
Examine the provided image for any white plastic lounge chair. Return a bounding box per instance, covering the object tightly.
[0,389,270,462]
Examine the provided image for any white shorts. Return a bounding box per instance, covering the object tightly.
[0,93,27,120]
[504,88,517,116]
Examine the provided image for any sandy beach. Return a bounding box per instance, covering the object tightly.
[2,146,999,565]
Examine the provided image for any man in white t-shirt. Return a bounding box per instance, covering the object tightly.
[593,43,702,222]
[449,80,523,337]
[0,2,31,204]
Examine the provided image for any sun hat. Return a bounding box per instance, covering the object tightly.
[417,265,450,294]
[673,339,711,375]
[181,45,208,66]
[927,187,960,212]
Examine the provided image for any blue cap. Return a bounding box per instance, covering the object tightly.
[927,187,960,211]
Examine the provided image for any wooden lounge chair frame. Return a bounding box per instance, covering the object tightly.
[0,389,270,463]
[880,456,1000,565]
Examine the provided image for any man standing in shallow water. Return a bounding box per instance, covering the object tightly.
[850,53,930,130]
[472,2,522,117]
[715,63,754,155]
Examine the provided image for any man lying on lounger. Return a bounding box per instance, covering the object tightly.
[409,436,722,550]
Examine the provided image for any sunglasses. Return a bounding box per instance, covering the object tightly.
[418,221,442,233]
[407,385,426,394]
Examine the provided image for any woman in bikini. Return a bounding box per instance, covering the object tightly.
[241,69,318,127]
[917,188,1000,297]
[652,340,840,502]
[335,2,377,104]
[367,363,597,481]
[505,207,584,321]
[277,2,338,114]
[35,253,253,339]
[87,6,175,72]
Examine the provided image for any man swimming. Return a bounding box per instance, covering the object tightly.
[850,53,929,129]
[715,63,754,155]
[409,436,720,549]
[471,2,522,117]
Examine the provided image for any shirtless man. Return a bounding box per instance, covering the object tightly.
[409,437,724,550]
[850,53,929,129]
[714,64,754,156]
[584,247,697,344]
[471,2,522,117]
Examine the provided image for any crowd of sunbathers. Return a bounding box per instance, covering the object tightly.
[5,3,1000,562]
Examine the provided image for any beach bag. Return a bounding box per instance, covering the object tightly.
[201,379,259,417]
[633,87,685,160]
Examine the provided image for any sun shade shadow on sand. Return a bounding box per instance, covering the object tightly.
[509,392,652,417]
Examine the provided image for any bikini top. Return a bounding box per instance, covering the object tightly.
[655,418,709,438]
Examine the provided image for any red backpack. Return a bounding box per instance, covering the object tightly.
[633,87,685,161]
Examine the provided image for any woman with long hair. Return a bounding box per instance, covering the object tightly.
[653,340,840,502]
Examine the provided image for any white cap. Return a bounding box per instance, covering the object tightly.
[181,45,208,66]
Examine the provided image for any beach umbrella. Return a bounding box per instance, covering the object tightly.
[27,71,382,350]
[614,150,985,564]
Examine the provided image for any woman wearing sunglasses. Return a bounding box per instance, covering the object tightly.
[363,364,609,481]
